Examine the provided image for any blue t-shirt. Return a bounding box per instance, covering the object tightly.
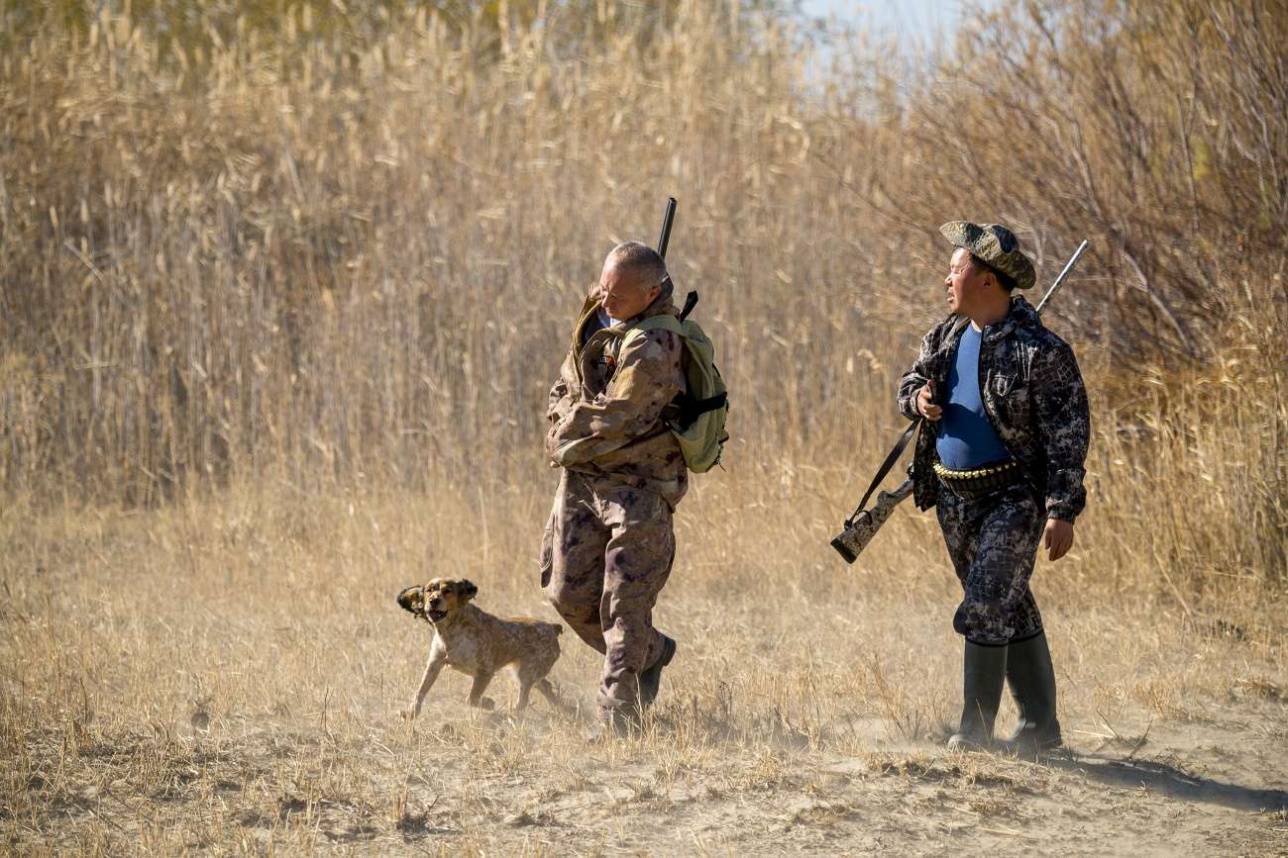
[935,324,1011,469]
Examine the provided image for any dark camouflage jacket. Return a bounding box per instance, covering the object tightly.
[546,287,688,508]
[897,296,1090,522]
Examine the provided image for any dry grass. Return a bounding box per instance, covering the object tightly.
[1,482,1285,854]
[1,0,1286,854]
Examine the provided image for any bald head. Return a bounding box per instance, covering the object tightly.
[605,241,668,290]
[599,241,669,321]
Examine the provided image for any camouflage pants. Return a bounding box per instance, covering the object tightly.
[540,470,676,715]
[936,481,1046,646]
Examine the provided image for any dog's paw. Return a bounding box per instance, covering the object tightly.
[477,697,496,711]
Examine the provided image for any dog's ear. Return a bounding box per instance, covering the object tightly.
[458,579,479,602]
[396,586,425,615]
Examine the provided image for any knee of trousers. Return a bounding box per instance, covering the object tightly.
[953,598,1017,646]
[543,543,605,620]
[544,578,592,619]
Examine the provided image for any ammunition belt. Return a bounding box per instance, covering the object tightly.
[933,459,1021,499]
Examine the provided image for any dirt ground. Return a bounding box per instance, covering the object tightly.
[5,678,1286,855]
[2,492,1285,856]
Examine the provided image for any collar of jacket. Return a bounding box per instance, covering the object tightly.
[567,289,679,389]
[939,295,1041,355]
[571,295,600,354]
[983,295,1041,342]
[571,286,679,355]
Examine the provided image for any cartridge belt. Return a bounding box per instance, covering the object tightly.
[933,459,1021,499]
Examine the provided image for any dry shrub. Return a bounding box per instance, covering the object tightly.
[0,0,1283,602]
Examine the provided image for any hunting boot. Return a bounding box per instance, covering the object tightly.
[586,703,641,741]
[638,634,676,708]
[1001,631,1062,755]
[947,641,1007,750]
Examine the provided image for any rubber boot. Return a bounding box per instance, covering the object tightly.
[1001,631,1062,754]
[947,641,1007,750]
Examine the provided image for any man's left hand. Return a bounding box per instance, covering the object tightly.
[1043,518,1074,561]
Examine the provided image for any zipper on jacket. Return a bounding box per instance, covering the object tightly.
[975,329,1041,497]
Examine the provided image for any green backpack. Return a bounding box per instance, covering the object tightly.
[624,306,729,473]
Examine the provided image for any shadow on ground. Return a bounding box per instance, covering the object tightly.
[1056,753,1288,813]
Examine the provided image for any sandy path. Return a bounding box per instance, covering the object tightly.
[8,692,1284,855]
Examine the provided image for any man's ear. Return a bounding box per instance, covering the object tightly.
[458,580,479,602]
[396,586,425,615]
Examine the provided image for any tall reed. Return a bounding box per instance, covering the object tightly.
[0,0,1282,589]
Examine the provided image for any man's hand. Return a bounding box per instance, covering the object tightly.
[1043,518,1074,561]
[916,380,942,421]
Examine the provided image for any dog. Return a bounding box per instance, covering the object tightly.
[396,577,564,717]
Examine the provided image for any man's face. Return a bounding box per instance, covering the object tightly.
[599,260,661,321]
[944,247,991,315]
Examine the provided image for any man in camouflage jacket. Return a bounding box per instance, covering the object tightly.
[541,241,686,733]
[897,221,1090,754]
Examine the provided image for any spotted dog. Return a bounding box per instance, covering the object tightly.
[396,578,564,717]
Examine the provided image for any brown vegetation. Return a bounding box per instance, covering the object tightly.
[1,0,1285,853]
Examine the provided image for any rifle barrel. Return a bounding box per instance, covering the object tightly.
[1036,239,1090,315]
[656,197,677,259]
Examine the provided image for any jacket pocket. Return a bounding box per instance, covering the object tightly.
[987,373,1031,432]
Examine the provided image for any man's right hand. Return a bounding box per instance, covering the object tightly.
[917,380,942,421]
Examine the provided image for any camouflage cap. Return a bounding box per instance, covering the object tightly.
[940,221,1036,290]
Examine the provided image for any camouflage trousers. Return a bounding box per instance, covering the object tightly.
[540,470,676,716]
[936,481,1046,646]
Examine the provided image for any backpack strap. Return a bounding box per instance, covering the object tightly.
[672,391,726,425]
[626,314,685,338]
[686,392,726,414]
[624,313,725,428]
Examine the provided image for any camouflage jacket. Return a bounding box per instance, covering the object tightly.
[896,296,1090,522]
[546,288,688,508]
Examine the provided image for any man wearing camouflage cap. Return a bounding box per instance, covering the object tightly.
[897,221,1090,754]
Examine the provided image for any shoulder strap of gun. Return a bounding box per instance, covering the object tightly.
[847,421,919,525]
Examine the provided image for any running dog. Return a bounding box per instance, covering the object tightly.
[397,577,564,717]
